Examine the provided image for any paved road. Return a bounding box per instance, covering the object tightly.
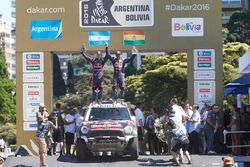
[3,154,225,167]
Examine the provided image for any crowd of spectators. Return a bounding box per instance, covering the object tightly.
[135,99,250,158]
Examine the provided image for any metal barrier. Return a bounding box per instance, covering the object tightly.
[223,130,250,148]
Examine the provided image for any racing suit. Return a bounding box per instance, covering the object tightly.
[106,47,136,99]
[81,51,109,101]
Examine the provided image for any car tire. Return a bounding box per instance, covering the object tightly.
[76,139,87,161]
[128,137,139,160]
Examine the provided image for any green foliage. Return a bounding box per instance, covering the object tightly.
[223,64,239,83]
[124,64,137,76]
[67,60,75,93]
[222,42,249,84]
[0,123,16,144]
[0,51,15,124]
[53,54,66,98]
[222,42,249,106]
[226,11,250,44]
[125,53,187,113]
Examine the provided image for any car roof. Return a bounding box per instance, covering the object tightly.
[88,102,128,109]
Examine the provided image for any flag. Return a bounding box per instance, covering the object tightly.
[88,31,110,46]
[123,30,145,46]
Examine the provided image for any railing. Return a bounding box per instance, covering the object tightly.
[222,0,243,8]
[223,130,250,148]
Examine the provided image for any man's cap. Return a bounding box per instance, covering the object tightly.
[116,51,121,55]
[39,103,45,107]
[96,0,103,5]
[212,104,220,109]
[97,51,101,55]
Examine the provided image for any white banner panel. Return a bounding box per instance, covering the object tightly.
[194,81,215,107]
[194,71,215,80]
[23,83,44,121]
[194,49,215,70]
[23,52,44,73]
[23,73,44,83]
[172,18,204,37]
[79,0,154,27]
[23,122,37,131]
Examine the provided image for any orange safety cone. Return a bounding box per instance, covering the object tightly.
[223,156,234,167]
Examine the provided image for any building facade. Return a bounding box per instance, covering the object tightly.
[222,0,250,24]
[0,14,16,79]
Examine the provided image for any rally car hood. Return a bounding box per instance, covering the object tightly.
[82,120,134,130]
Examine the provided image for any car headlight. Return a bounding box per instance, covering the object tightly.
[124,126,133,135]
[81,126,89,135]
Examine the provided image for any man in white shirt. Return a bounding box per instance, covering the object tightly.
[183,104,193,135]
[188,105,201,154]
[134,102,145,155]
[0,138,5,152]
[64,108,76,156]
[170,98,189,163]
[170,98,188,135]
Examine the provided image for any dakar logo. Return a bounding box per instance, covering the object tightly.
[91,0,110,24]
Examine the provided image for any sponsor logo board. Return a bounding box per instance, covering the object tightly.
[79,0,154,27]
[172,18,204,37]
[194,71,215,80]
[30,20,62,39]
[194,49,215,70]
[23,73,44,83]
[23,83,44,121]
[23,52,44,73]
[194,81,215,108]
[23,122,37,131]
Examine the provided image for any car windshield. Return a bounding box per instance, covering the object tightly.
[89,108,130,121]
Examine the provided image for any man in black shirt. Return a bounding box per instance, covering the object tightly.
[50,102,65,156]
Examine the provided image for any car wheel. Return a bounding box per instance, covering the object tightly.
[128,137,139,160]
[76,139,87,161]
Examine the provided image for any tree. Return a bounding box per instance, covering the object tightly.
[226,11,250,44]
[0,50,15,124]
[67,60,75,93]
[125,53,188,112]
[223,42,249,84]
[53,54,66,98]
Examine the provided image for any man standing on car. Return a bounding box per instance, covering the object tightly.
[134,102,145,155]
[80,44,109,102]
[106,45,138,99]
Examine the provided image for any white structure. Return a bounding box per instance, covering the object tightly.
[0,14,16,79]
[239,49,250,74]
[222,0,250,24]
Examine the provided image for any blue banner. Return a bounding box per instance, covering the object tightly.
[30,20,62,39]
[88,31,110,46]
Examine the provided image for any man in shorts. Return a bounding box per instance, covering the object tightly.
[36,104,57,167]
[50,102,65,155]
[167,108,192,166]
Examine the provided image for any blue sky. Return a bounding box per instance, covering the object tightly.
[0,0,12,25]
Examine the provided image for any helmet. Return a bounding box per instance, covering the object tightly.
[116,51,121,55]
[96,0,103,5]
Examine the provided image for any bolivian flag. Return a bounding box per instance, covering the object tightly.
[123,30,145,46]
